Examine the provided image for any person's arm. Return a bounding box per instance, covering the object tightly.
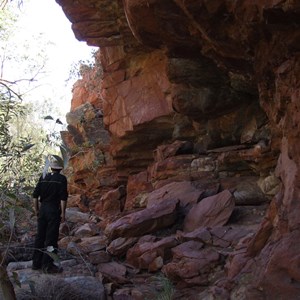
[32,176,41,217]
[60,175,68,223]
[33,197,39,216]
[60,200,67,222]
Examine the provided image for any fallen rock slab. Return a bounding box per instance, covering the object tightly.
[162,242,220,287]
[183,190,235,232]
[95,185,126,217]
[209,226,253,248]
[66,208,90,224]
[15,274,106,300]
[89,250,111,264]
[107,237,138,256]
[67,235,108,255]
[146,181,204,214]
[64,276,106,300]
[105,199,179,240]
[97,261,129,284]
[126,236,179,271]
[177,226,253,249]
[73,223,99,238]
[7,260,32,272]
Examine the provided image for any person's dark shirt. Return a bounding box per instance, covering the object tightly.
[33,172,68,207]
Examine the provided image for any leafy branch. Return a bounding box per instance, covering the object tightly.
[0,0,23,10]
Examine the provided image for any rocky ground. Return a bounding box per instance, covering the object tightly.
[2,179,269,299]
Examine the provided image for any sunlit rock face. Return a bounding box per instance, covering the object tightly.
[57,0,300,297]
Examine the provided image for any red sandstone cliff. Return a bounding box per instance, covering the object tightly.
[56,0,300,298]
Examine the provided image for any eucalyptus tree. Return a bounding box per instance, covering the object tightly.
[0,2,62,298]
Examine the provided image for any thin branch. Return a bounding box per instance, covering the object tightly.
[18,83,45,97]
[0,204,16,266]
[3,63,47,85]
[0,81,23,101]
[0,78,36,85]
[0,0,9,10]
[1,0,23,10]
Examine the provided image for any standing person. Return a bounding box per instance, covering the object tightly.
[31,158,68,273]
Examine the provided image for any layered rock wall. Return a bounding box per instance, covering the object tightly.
[56,0,300,298]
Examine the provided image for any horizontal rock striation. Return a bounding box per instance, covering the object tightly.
[56,0,300,298]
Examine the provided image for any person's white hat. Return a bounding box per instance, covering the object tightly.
[50,159,63,170]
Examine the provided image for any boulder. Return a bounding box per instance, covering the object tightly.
[177,227,212,244]
[105,199,179,240]
[66,208,90,224]
[183,190,235,232]
[179,226,252,249]
[257,173,280,196]
[94,185,126,217]
[209,226,254,248]
[63,276,106,300]
[162,242,220,287]
[97,261,128,284]
[126,236,179,271]
[107,237,138,256]
[233,179,268,205]
[146,181,204,214]
[74,223,98,238]
[89,251,111,264]
[67,235,108,255]
[7,261,32,272]
[14,274,106,300]
[221,175,272,203]
[73,223,98,238]
[125,171,154,210]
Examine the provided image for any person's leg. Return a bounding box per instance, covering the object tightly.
[41,211,60,269]
[32,211,47,269]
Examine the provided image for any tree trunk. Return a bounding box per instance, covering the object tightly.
[0,253,16,300]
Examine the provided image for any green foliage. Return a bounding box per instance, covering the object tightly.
[155,275,175,300]
[0,3,69,300]
[0,1,23,10]
[0,4,18,41]
[1,2,48,85]
[0,0,68,210]
[147,274,175,300]
[67,53,95,81]
[66,48,101,84]
[0,3,54,196]
[0,98,47,194]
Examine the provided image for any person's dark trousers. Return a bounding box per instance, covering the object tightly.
[32,203,61,269]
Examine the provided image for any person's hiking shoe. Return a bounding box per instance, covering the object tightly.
[43,264,63,274]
